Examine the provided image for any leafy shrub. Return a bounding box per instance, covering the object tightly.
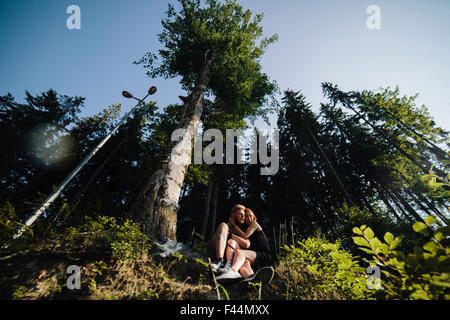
[279,234,374,300]
[63,215,151,260]
[0,202,32,247]
[334,203,414,252]
[190,231,208,254]
[352,215,450,299]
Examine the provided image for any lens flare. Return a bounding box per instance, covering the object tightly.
[26,124,74,166]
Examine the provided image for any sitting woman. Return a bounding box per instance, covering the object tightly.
[216,208,273,284]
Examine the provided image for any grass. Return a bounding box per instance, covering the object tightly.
[0,219,353,300]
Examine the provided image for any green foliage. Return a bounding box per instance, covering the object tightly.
[92,260,109,276]
[335,203,397,250]
[0,202,33,246]
[190,231,208,254]
[63,215,151,260]
[352,216,450,299]
[279,234,373,300]
[137,288,160,300]
[136,0,278,120]
[12,286,27,300]
[423,165,450,210]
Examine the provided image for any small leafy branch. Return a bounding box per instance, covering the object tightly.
[352,215,450,299]
[424,164,450,190]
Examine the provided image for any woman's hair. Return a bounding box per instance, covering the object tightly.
[244,208,257,222]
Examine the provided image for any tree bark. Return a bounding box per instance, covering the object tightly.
[372,181,402,222]
[201,179,213,238]
[209,173,219,239]
[391,188,425,223]
[307,128,354,206]
[127,54,214,242]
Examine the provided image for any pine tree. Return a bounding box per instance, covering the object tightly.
[129,0,277,241]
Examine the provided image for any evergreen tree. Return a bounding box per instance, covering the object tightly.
[129,0,277,241]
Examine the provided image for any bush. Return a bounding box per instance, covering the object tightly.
[352,215,450,299]
[0,202,32,247]
[63,215,151,260]
[279,234,374,300]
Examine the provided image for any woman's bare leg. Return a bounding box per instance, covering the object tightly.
[239,259,254,278]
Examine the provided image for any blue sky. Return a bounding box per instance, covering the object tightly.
[1,0,449,132]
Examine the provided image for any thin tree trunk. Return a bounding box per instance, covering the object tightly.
[389,192,414,223]
[345,104,447,177]
[377,181,413,223]
[372,181,402,222]
[403,188,444,226]
[201,179,213,238]
[378,105,449,160]
[127,53,214,241]
[209,174,219,239]
[307,128,354,206]
[393,168,447,223]
[391,189,425,223]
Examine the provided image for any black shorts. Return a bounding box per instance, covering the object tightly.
[254,251,272,270]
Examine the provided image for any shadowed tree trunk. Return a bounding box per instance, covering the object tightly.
[209,173,219,239]
[201,179,213,239]
[307,128,354,206]
[127,56,214,242]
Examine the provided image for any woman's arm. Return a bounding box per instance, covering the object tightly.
[231,223,246,238]
[230,234,250,249]
[232,221,261,239]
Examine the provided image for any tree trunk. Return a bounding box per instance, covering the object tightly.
[391,189,425,223]
[404,188,444,226]
[201,179,213,238]
[345,104,448,176]
[127,54,214,242]
[209,173,219,239]
[307,128,354,206]
[372,181,402,222]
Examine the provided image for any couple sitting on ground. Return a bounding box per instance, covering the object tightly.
[206,204,274,285]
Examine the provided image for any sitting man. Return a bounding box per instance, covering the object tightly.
[216,207,274,285]
[206,204,248,273]
[208,205,274,285]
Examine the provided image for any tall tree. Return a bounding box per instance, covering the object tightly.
[321,83,449,225]
[0,90,83,217]
[129,0,277,241]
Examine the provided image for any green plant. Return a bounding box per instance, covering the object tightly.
[0,202,33,246]
[279,234,373,299]
[92,260,109,276]
[352,215,450,299]
[137,288,160,300]
[190,231,208,254]
[12,286,27,300]
[247,282,262,300]
[62,215,151,260]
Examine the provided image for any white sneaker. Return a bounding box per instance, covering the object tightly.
[210,259,225,273]
[215,269,242,281]
[218,262,232,274]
